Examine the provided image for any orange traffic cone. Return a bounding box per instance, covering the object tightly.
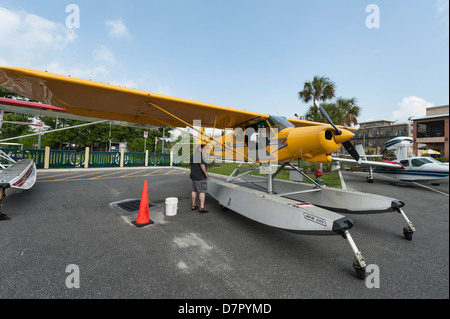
[132,180,154,227]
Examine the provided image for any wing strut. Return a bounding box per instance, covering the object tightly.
[147,102,256,163]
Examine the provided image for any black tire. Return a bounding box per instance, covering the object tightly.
[403,228,413,241]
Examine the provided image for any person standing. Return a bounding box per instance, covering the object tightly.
[190,144,209,213]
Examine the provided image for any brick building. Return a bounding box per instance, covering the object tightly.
[412,105,449,158]
[351,120,413,155]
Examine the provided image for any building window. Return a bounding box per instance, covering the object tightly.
[417,120,445,138]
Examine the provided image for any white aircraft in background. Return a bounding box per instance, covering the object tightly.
[333,137,449,185]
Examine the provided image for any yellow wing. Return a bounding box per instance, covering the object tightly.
[0,67,268,129]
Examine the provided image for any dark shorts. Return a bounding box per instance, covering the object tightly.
[191,179,208,193]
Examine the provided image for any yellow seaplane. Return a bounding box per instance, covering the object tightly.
[0,66,415,279]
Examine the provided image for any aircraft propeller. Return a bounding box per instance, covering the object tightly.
[315,101,361,164]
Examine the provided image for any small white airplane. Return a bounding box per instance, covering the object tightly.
[332,137,449,185]
[0,150,36,220]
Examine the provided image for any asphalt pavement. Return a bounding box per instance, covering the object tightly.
[0,167,448,299]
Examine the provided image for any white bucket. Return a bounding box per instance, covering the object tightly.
[165,197,178,216]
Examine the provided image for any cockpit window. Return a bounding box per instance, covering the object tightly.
[422,157,440,164]
[411,158,430,167]
[400,160,409,167]
[267,116,295,131]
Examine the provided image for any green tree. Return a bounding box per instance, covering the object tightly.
[2,86,175,152]
[0,87,17,99]
[298,75,336,115]
[338,97,361,127]
[304,97,361,126]
[0,87,35,148]
[40,119,174,153]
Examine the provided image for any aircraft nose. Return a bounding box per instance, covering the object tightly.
[334,129,355,144]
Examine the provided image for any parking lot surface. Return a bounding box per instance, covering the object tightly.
[0,167,448,299]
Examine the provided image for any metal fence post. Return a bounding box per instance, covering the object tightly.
[84,147,90,169]
[44,147,51,169]
[145,150,149,167]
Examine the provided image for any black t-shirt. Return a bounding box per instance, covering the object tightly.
[190,151,207,180]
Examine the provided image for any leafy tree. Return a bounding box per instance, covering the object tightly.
[1,86,175,152]
[40,118,173,153]
[0,87,35,148]
[298,75,336,110]
[338,97,360,127]
[304,97,361,126]
[0,87,18,99]
[298,77,362,164]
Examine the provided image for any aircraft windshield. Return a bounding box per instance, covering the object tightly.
[411,158,433,167]
[267,116,294,131]
[424,157,443,164]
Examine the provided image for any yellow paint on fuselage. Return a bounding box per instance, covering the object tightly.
[204,125,354,164]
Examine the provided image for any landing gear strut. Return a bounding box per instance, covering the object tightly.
[395,207,416,241]
[366,166,374,183]
[341,230,367,280]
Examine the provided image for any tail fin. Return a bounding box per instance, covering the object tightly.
[355,143,367,161]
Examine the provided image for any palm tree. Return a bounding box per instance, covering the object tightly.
[332,97,361,156]
[336,97,361,127]
[298,76,336,171]
[298,75,336,116]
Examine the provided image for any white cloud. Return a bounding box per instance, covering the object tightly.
[154,85,173,96]
[392,96,434,122]
[43,62,142,92]
[43,62,109,81]
[0,6,77,66]
[93,45,116,64]
[435,0,449,14]
[105,19,129,38]
[434,0,449,29]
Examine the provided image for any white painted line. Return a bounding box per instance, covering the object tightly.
[412,182,449,197]
[37,166,174,173]
[338,170,347,190]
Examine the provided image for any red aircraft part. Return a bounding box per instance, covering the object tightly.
[0,97,66,113]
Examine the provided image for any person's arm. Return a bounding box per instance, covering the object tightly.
[200,164,209,179]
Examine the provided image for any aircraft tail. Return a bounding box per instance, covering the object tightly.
[355,143,367,161]
[384,137,413,160]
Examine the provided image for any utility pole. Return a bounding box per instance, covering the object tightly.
[154,137,158,166]
[144,131,148,153]
[162,127,165,153]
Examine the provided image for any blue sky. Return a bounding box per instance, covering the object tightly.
[0,0,448,124]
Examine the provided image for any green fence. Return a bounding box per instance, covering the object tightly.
[0,149,179,169]
[1,149,46,168]
[86,151,120,168]
[49,150,82,168]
